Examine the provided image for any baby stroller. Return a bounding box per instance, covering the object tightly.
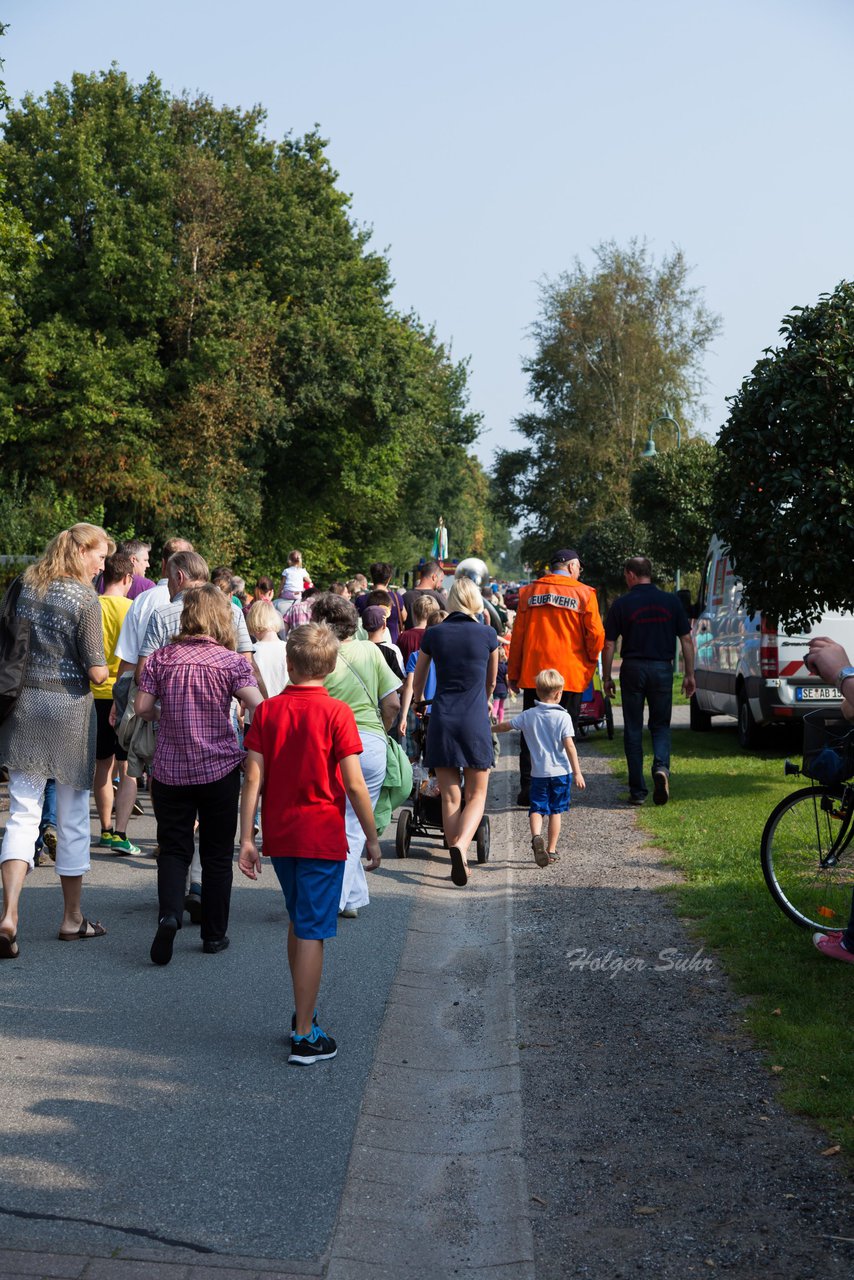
[395,712,490,862]
[577,658,614,739]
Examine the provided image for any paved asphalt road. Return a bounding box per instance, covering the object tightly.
[0,698,706,1275]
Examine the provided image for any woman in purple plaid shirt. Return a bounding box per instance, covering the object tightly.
[136,585,262,966]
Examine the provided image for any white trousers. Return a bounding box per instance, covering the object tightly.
[0,771,91,876]
[340,731,387,911]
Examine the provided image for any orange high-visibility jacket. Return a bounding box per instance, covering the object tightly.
[508,574,605,692]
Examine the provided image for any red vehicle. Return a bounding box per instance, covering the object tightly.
[503,583,522,611]
[577,663,614,739]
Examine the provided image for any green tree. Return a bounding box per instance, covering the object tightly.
[495,239,720,559]
[630,438,719,580]
[0,23,39,393]
[0,68,503,573]
[576,510,650,605]
[0,71,178,523]
[714,281,854,628]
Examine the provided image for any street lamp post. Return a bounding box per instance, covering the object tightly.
[641,410,682,459]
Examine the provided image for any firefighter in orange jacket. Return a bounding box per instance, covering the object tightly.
[508,548,604,805]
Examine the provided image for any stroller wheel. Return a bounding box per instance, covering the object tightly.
[396,809,412,858]
[476,815,490,863]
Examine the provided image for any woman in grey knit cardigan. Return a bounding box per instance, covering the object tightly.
[0,523,112,958]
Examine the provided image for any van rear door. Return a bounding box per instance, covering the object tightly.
[693,538,740,715]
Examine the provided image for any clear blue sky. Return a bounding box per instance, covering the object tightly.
[3,0,853,468]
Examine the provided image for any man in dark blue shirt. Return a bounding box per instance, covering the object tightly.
[602,557,695,806]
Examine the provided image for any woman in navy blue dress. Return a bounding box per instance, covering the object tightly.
[412,577,499,886]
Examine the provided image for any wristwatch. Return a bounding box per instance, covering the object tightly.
[836,666,854,691]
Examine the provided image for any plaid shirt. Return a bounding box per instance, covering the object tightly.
[138,637,256,786]
[283,598,315,633]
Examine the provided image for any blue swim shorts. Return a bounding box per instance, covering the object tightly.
[529,774,572,816]
[270,857,346,941]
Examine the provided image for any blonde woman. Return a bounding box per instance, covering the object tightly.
[411,576,499,887]
[136,584,262,965]
[0,523,113,957]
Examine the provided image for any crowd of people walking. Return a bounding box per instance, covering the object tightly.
[0,526,728,1060]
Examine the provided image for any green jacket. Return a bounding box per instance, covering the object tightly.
[374,736,413,836]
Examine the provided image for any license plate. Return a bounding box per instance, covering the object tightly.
[795,686,842,701]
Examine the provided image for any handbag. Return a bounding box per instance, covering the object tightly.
[116,677,158,777]
[0,576,31,725]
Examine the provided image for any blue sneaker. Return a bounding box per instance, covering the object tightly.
[288,1025,337,1065]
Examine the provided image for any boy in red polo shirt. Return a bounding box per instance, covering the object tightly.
[239,622,382,1064]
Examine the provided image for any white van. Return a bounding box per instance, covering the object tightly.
[691,536,854,747]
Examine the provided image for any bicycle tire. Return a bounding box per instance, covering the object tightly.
[760,786,854,931]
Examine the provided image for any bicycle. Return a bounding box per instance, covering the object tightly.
[760,709,854,932]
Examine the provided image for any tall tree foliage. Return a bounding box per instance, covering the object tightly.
[495,240,720,562]
[0,68,497,574]
[714,282,854,629]
[0,24,38,387]
[630,438,719,580]
[577,510,650,604]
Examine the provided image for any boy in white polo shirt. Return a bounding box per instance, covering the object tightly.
[496,667,585,866]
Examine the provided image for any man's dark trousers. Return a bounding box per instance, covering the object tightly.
[619,659,673,802]
[518,688,582,795]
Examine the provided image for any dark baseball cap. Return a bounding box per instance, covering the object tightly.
[550,548,581,566]
[362,605,388,632]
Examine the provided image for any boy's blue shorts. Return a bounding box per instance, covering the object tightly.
[270,857,346,940]
[529,774,572,816]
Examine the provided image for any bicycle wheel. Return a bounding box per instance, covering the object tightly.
[760,786,854,931]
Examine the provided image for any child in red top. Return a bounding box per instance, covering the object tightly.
[239,622,381,1065]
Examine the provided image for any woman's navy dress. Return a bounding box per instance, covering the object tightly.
[420,613,499,769]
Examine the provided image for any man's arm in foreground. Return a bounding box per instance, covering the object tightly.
[602,639,617,698]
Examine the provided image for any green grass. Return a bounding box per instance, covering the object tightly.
[591,729,854,1158]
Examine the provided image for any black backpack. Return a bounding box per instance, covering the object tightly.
[0,576,31,724]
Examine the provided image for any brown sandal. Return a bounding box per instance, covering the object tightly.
[58,917,107,942]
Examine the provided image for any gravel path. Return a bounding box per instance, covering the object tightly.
[506,728,854,1278]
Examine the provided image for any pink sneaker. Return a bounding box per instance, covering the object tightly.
[812,932,854,964]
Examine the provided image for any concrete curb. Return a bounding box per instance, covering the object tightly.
[325,764,535,1280]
